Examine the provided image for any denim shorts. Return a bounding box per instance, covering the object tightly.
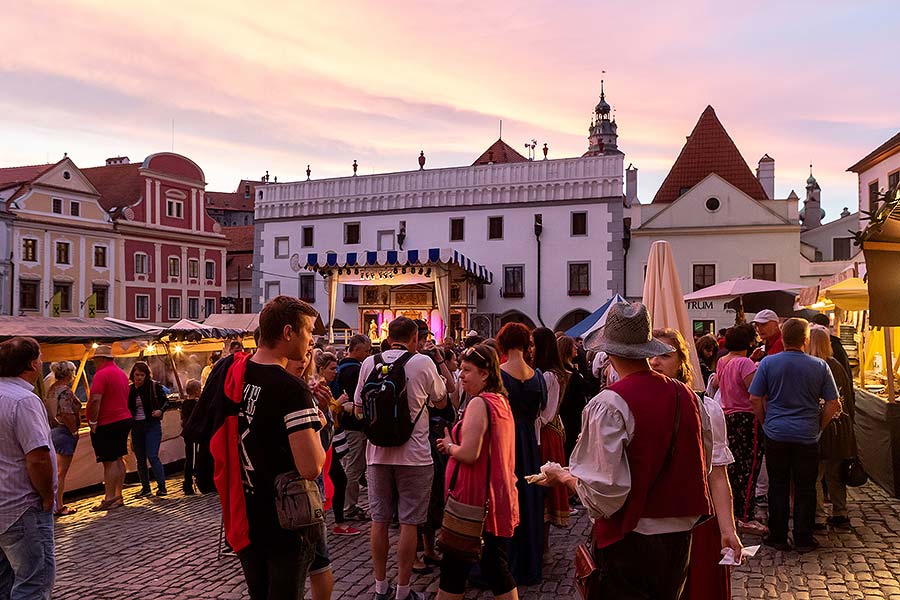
[308,524,330,575]
[51,426,78,456]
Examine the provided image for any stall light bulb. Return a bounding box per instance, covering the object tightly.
[91,343,99,349]
[174,345,183,353]
[146,344,155,353]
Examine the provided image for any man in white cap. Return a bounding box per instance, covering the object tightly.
[541,302,712,599]
[750,309,783,361]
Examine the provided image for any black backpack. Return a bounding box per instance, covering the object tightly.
[361,352,422,447]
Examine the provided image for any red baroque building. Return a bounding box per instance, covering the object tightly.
[83,153,228,323]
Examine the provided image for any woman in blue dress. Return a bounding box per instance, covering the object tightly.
[496,323,546,586]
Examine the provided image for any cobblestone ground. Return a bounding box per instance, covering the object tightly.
[54,477,900,599]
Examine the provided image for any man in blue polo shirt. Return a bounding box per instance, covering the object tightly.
[749,318,840,553]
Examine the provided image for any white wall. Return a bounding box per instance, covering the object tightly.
[0,213,11,315]
[258,200,619,332]
[799,213,859,262]
[856,153,900,231]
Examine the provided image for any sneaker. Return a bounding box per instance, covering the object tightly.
[569,507,579,516]
[183,487,196,496]
[135,488,152,498]
[762,537,791,552]
[794,538,820,554]
[345,506,370,521]
[404,591,426,600]
[333,525,362,536]
[156,488,168,497]
[373,583,396,600]
[738,520,769,536]
[827,515,851,528]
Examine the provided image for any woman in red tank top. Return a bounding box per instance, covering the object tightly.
[436,343,520,600]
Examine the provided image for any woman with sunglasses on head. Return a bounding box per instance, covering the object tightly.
[436,344,519,600]
[651,328,742,600]
[496,323,545,586]
[530,327,571,551]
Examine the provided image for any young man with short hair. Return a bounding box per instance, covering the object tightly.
[0,337,56,599]
[86,345,132,511]
[355,317,447,600]
[336,333,372,524]
[749,318,841,553]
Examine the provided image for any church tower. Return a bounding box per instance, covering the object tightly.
[800,165,824,230]
[583,80,622,156]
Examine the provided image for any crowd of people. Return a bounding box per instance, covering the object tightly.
[0,294,859,600]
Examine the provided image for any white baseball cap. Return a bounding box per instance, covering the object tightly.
[751,309,779,324]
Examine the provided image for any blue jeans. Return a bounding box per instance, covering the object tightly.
[0,507,55,599]
[132,420,166,491]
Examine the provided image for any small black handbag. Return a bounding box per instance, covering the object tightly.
[841,457,868,488]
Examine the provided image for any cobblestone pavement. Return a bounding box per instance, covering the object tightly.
[54,477,900,599]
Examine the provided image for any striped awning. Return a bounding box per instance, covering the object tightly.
[290,247,493,284]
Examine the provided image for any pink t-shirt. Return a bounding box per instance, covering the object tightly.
[718,356,757,415]
[92,362,132,426]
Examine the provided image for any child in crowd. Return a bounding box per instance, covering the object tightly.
[181,379,202,495]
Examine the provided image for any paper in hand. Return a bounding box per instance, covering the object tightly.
[718,545,760,566]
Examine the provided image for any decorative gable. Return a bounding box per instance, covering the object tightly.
[34,158,100,196]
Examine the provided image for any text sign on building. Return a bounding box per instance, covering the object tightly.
[686,300,715,310]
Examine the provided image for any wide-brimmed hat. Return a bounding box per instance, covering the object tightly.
[92,345,114,359]
[584,302,674,359]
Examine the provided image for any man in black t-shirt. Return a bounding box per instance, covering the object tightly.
[235,296,326,600]
[334,334,371,519]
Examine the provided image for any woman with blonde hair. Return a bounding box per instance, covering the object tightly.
[808,326,855,528]
[46,361,82,516]
[652,328,742,600]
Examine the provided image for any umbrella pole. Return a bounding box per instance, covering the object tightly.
[164,342,186,399]
[885,327,896,403]
[859,311,867,389]
[71,347,90,394]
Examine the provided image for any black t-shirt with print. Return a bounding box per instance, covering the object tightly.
[238,361,321,546]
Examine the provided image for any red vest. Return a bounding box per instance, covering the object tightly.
[593,370,712,549]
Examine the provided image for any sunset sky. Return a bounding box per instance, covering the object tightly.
[2,0,898,219]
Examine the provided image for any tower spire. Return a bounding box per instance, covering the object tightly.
[584,73,620,156]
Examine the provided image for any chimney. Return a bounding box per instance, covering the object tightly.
[756,154,775,199]
[625,164,638,207]
[105,156,130,166]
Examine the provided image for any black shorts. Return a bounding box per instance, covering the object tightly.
[91,418,133,463]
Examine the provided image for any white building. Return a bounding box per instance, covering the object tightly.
[625,106,802,335]
[254,88,631,338]
[0,204,11,315]
[848,130,900,231]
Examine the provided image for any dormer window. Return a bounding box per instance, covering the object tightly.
[167,198,183,219]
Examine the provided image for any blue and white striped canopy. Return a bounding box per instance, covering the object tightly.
[294,248,493,284]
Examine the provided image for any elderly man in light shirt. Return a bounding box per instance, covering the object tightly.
[542,303,712,600]
[0,337,57,600]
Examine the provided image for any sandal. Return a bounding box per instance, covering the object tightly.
[90,498,116,512]
[54,506,78,517]
[108,495,125,509]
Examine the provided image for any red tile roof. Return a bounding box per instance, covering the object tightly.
[226,253,253,280]
[81,163,143,211]
[472,139,528,166]
[223,225,255,252]
[652,106,769,204]
[847,131,900,173]
[0,163,55,187]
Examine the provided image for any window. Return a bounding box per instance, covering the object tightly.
[205,260,216,280]
[188,259,200,279]
[450,218,465,241]
[692,264,716,292]
[167,199,183,219]
[204,298,216,317]
[275,237,290,258]
[302,226,314,247]
[52,198,62,214]
[135,295,150,320]
[168,256,181,278]
[94,245,107,268]
[476,282,485,300]
[752,263,776,281]
[343,285,359,303]
[705,197,721,212]
[70,201,80,217]
[19,280,39,311]
[299,274,315,302]
[265,281,281,300]
[568,262,591,295]
[377,230,395,251]
[22,239,37,262]
[53,283,72,312]
[134,253,149,275]
[488,216,504,240]
[450,284,461,304]
[833,237,853,261]
[344,222,360,245]
[571,212,587,236]
[188,297,200,320]
[92,284,109,313]
[168,296,181,320]
[693,320,716,337]
[503,265,524,298]
[55,242,70,265]
[244,183,251,199]
[890,171,900,193]
[869,181,880,210]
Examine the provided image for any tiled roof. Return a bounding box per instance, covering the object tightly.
[472,139,528,166]
[847,131,900,173]
[652,105,769,204]
[81,163,143,211]
[0,163,55,187]
[226,252,253,280]
[222,225,255,252]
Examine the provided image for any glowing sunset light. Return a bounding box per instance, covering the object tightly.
[1,0,897,216]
